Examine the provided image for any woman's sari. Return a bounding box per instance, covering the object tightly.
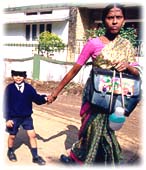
[69,36,141,165]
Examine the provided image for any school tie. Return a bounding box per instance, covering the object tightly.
[18,85,22,91]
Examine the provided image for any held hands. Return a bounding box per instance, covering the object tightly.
[44,93,57,104]
[47,94,57,104]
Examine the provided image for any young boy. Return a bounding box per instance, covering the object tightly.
[3,70,48,165]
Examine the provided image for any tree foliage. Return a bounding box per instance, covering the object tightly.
[38,31,66,57]
[84,27,138,47]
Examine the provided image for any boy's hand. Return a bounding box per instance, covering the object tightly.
[6,120,14,128]
[44,96,48,102]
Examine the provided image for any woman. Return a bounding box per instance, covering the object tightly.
[47,4,141,165]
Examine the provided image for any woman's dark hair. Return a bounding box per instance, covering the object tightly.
[102,3,126,24]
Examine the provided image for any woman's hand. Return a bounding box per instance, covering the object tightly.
[47,94,57,104]
[6,120,14,128]
[112,61,128,72]
[111,61,139,76]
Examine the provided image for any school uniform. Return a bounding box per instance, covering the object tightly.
[4,82,47,135]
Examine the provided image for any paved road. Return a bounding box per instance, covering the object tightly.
[3,94,143,169]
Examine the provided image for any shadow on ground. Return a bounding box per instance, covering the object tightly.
[36,125,78,150]
[13,127,31,151]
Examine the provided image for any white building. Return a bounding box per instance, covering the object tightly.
[3,2,70,60]
[3,1,76,81]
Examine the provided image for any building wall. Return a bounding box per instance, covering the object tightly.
[3,46,35,59]
[52,21,69,44]
[39,60,91,84]
[76,8,89,40]
[4,24,26,42]
[67,8,90,62]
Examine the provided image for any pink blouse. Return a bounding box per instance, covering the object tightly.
[76,37,105,66]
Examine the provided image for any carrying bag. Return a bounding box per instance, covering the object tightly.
[85,67,141,116]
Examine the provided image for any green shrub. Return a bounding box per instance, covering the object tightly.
[38,31,66,56]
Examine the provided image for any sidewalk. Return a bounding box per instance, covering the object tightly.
[3,95,143,169]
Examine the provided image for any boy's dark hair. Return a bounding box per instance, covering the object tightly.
[102,3,126,25]
[11,70,27,78]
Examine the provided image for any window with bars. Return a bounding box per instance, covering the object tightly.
[25,24,52,41]
[25,25,30,40]
[32,24,37,40]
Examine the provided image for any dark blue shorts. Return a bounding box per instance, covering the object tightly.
[6,116,34,135]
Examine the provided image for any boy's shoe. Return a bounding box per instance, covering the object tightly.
[32,156,46,165]
[7,151,17,162]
